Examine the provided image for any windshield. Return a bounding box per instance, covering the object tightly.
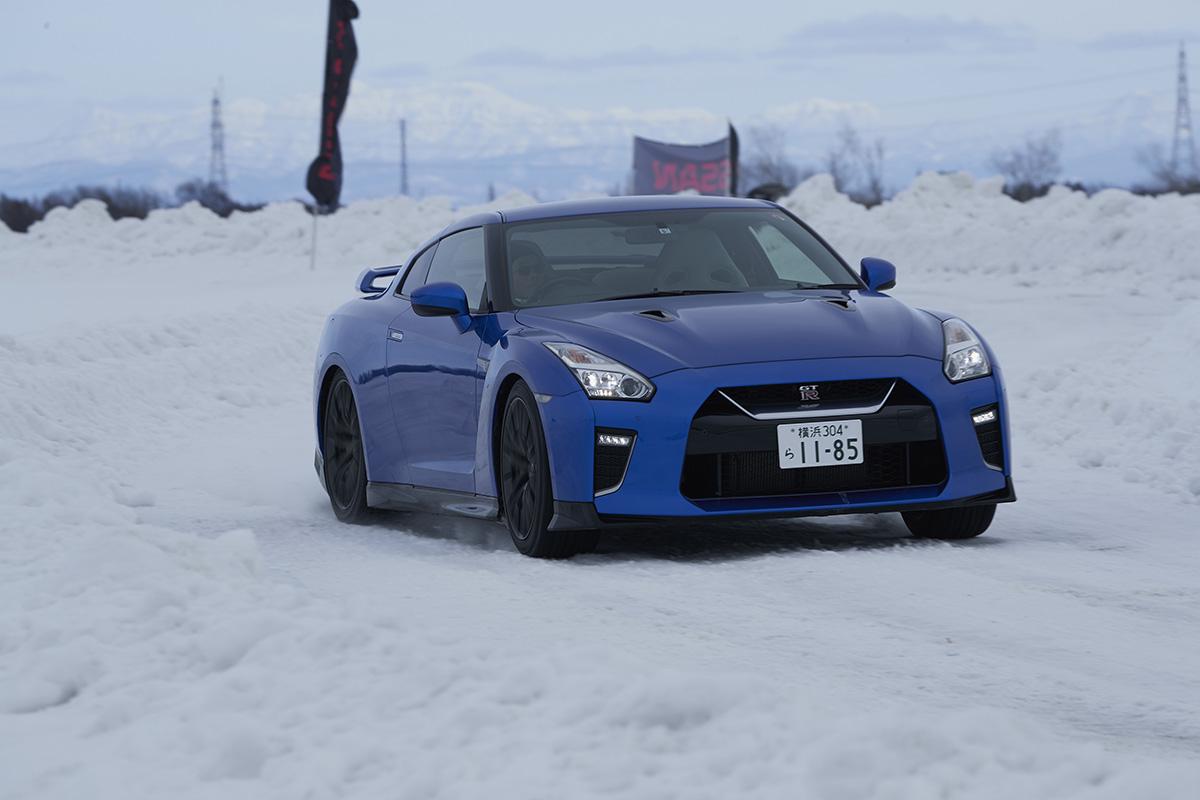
[503,208,859,309]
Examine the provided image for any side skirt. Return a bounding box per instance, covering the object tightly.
[359,478,1014,532]
[366,481,500,520]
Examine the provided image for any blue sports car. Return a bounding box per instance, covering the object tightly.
[314,195,1014,557]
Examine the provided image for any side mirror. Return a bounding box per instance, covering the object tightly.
[860,257,897,292]
[411,281,470,319]
[357,265,402,294]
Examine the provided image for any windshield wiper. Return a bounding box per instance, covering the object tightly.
[789,282,860,290]
[600,289,739,302]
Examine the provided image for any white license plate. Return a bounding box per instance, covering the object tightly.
[776,419,864,470]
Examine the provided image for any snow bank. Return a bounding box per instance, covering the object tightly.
[8,175,1199,296]
[781,173,1200,295]
[7,190,539,278]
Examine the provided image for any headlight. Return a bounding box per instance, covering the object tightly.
[544,343,655,400]
[942,318,991,382]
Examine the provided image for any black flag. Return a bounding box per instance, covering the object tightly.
[306,0,359,209]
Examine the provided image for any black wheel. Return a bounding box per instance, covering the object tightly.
[322,374,371,523]
[499,382,597,558]
[902,504,996,540]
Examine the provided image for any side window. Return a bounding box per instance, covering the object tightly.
[423,227,488,312]
[749,222,833,285]
[396,244,437,296]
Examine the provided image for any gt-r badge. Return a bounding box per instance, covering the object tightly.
[797,384,820,402]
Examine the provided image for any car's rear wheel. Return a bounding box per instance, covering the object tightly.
[322,374,372,523]
[902,504,996,540]
[499,382,596,558]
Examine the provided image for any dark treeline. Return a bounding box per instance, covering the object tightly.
[0,180,264,233]
[739,124,1200,205]
[4,135,1199,233]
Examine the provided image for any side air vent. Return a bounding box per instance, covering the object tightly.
[636,309,675,322]
[594,428,636,496]
[972,404,1004,470]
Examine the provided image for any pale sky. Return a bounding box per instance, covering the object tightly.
[2,0,1197,195]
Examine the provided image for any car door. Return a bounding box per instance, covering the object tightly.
[386,227,488,493]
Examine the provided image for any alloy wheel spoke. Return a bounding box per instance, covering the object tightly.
[324,380,364,510]
[333,455,356,502]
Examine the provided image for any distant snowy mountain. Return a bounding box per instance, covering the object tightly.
[0,81,1171,204]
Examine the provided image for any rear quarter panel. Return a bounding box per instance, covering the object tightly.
[314,294,407,484]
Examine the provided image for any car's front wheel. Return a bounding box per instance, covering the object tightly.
[902,504,996,540]
[322,373,372,523]
[499,382,597,558]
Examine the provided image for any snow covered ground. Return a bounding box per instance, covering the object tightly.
[1,175,1198,798]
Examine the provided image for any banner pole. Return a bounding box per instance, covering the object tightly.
[309,208,319,271]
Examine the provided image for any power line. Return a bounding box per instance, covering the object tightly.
[852,94,1142,136]
[873,65,1168,109]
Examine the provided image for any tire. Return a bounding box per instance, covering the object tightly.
[499,382,597,558]
[322,373,372,523]
[902,504,996,540]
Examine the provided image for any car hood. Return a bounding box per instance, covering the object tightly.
[514,291,944,376]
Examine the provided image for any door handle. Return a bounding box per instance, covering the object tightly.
[388,329,404,342]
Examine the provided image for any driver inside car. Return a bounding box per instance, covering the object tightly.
[508,240,551,305]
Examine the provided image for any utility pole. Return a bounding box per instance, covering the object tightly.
[1171,41,1198,178]
[399,118,409,195]
[209,80,228,193]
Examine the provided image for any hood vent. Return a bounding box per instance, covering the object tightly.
[636,308,676,322]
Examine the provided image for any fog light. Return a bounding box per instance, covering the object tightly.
[597,432,633,447]
[972,409,997,426]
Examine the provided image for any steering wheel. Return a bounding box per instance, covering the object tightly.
[531,276,593,302]
[653,262,750,292]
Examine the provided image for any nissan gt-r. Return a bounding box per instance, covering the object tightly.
[313,195,1014,557]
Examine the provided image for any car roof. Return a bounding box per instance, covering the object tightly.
[499,194,774,223]
[431,194,777,245]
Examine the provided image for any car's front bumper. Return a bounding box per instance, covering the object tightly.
[548,480,1015,529]
[537,355,1014,526]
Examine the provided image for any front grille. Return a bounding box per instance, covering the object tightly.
[594,428,635,495]
[721,378,893,416]
[973,406,1004,470]
[681,379,947,500]
[681,442,946,499]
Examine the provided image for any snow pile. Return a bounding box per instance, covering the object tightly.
[8,190,538,281]
[2,174,1199,798]
[7,174,1200,297]
[782,172,1200,295]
